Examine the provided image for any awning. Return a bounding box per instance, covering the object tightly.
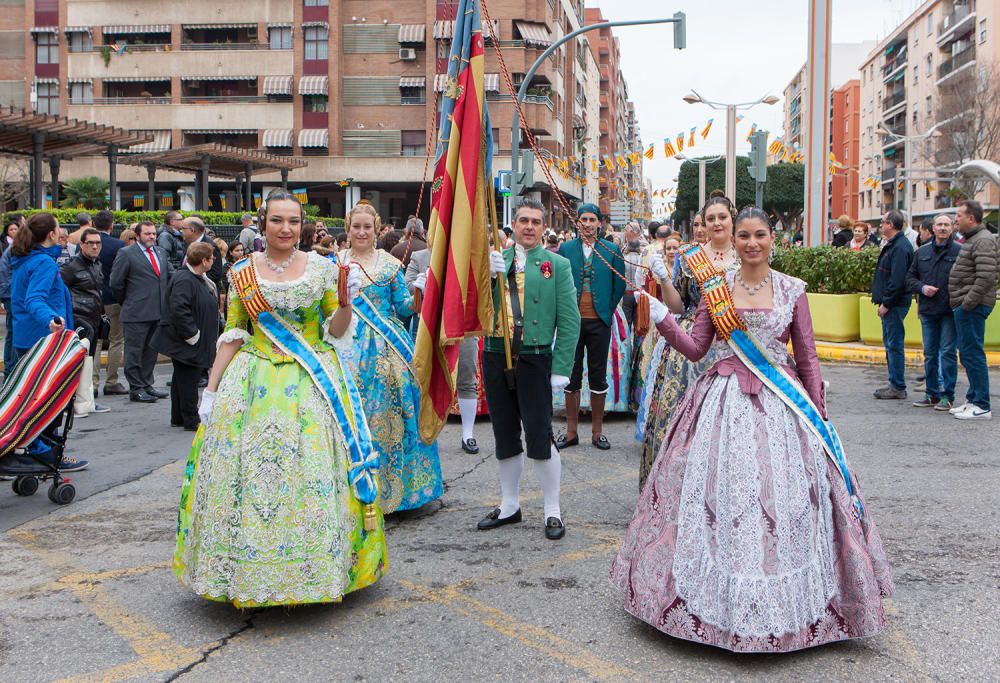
[127,130,171,154]
[514,21,551,48]
[63,26,92,35]
[301,21,329,29]
[398,24,426,44]
[434,19,499,40]
[262,129,293,148]
[102,25,171,34]
[262,75,292,95]
[182,23,256,30]
[101,76,170,82]
[30,27,58,34]
[268,22,292,29]
[399,76,426,88]
[183,129,257,135]
[67,77,93,85]
[433,74,450,92]
[298,129,329,148]
[35,78,59,85]
[484,73,500,92]
[181,75,257,81]
[298,75,329,95]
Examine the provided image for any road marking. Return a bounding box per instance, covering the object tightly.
[880,599,933,681]
[400,580,636,681]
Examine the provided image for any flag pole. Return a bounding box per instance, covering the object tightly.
[484,151,513,380]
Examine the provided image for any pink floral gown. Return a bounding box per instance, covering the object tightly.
[610,271,894,653]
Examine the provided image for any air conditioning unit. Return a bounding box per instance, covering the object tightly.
[399,47,417,61]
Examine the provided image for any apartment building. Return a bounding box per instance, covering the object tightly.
[3,0,614,227]
[830,79,861,220]
[858,0,999,224]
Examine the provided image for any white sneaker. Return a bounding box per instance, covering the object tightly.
[955,407,992,420]
[949,402,971,415]
[73,411,89,419]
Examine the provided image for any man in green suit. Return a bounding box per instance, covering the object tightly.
[478,198,581,540]
[556,203,626,451]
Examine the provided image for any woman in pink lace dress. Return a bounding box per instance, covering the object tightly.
[611,207,894,653]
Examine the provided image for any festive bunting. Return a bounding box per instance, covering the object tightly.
[700,118,714,139]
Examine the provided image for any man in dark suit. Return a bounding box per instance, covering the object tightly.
[110,221,172,403]
[92,210,128,395]
[556,203,626,451]
[179,216,224,286]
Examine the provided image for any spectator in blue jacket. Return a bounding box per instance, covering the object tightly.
[871,210,915,399]
[906,214,961,410]
[0,214,23,379]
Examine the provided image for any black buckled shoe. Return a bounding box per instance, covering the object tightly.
[477,507,521,530]
[591,435,611,450]
[461,438,480,454]
[544,516,565,540]
[555,433,579,449]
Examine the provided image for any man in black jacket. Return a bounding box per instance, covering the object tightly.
[92,210,128,396]
[905,215,960,410]
[60,228,111,415]
[871,210,915,399]
[179,217,224,286]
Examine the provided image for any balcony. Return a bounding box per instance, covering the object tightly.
[180,42,274,51]
[67,47,293,81]
[882,51,908,81]
[521,97,555,136]
[66,101,293,132]
[882,89,906,114]
[91,96,171,105]
[937,4,975,46]
[937,45,976,83]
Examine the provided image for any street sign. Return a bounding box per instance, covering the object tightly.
[496,170,511,196]
[609,200,630,225]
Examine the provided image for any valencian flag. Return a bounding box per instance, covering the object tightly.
[413,0,494,444]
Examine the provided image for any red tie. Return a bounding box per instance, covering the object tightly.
[147,247,160,277]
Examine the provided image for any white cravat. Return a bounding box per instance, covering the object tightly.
[513,244,526,274]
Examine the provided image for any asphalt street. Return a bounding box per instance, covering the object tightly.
[0,363,997,682]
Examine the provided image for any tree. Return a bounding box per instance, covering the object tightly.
[0,158,29,210]
[762,163,805,232]
[675,156,762,219]
[60,176,110,210]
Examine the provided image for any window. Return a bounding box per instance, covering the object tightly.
[35,82,59,114]
[35,32,58,65]
[269,26,291,50]
[926,95,932,118]
[304,0,328,5]
[69,82,93,104]
[436,41,449,59]
[912,184,917,199]
[844,145,849,160]
[912,108,918,123]
[913,64,918,84]
[304,94,327,112]
[980,18,987,44]
[400,86,425,105]
[401,130,425,156]
[68,32,93,53]
[304,26,328,60]
[927,13,933,35]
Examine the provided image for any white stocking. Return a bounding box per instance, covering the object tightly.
[497,454,524,518]
[533,446,562,521]
[458,398,478,442]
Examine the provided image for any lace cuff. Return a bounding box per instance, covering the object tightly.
[324,313,357,362]
[217,328,250,349]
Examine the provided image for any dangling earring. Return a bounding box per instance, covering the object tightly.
[768,250,774,265]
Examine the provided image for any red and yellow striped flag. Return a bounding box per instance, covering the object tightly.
[644,144,655,160]
[700,118,714,139]
[663,138,677,158]
[414,0,493,444]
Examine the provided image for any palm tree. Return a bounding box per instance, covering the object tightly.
[60,176,110,209]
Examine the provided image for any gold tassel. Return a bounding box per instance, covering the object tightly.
[364,503,379,532]
[338,263,351,308]
[412,288,423,316]
[635,279,651,338]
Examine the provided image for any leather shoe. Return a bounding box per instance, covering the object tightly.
[555,433,579,449]
[544,516,565,540]
[592,435,611,450]
[147,387,169,399]
[130,391,158,403]
[477,507,521,530]
[103,382,128,396]
[461,438,480,454]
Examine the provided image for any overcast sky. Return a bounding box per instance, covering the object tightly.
[587,0,927,204]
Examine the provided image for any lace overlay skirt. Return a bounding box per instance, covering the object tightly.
[612,371,894,653]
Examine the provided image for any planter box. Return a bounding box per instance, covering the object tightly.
[858,295,924,348]
[984,303,1000,351]
[806,293,861,342]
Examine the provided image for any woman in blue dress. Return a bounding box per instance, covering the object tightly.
[341,201,443,513]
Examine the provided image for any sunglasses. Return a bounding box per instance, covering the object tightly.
[83,240,102,246]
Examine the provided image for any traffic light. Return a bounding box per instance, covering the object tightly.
[673,12,686,50]
[748,129,768,183]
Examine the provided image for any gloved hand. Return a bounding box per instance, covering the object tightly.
[634,291,670,325]
[347,262,363,301]
[489,250,507,275]
[550,374,570,394]
[198,389,216,426]
[650,252,669,281]
[414,272,427,291]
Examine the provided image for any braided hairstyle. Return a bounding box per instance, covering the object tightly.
[346,199,382,236]
[257,189,305,238]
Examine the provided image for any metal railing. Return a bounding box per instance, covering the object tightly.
[180,95,267,104]
[180,42,281,51]
[882,90,906,111]
[938,46,976,80]
[522,94,554,110]
[91,96,171,105]
[882,52,908,78]
[401,96,426,105]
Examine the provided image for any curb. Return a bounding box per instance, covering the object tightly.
[814,342,1000,368]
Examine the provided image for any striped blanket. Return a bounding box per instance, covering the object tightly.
[0,330,87,459]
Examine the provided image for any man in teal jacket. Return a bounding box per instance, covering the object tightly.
[556,203,626,450]
[479,198,581,540]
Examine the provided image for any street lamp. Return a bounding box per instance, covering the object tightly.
[675,153,723,209]
[682,90,779,201]
[877,121,941,223]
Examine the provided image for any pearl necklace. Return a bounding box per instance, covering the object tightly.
[736,269,772,296]
[263,249,297,275]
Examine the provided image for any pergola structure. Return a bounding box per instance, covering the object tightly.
[0,106,152,209]
[119,144,307,212]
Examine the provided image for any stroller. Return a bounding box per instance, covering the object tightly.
[0,329,88,504]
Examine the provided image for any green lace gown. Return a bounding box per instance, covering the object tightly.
[174,253,388,607]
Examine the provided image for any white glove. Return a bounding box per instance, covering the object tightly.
[489,250,507,275]
[550,374,570,394]
[414,272,427,291]
[650,253,669,281]
[635,291,670,325]
[346,262,363,301]
[198,389,216,426]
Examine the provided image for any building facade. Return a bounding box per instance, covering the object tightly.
[858,0,999,224]
[830,79,861,220]
[2,0,632,228]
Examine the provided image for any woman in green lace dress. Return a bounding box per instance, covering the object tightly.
[174,192,387,608]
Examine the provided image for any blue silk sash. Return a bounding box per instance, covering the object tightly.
[352,292,415,367]
[229,258,380,524]
[680,244,863,519]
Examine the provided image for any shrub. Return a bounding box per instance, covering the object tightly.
[7,209,342,227]
[771,245,879,294]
